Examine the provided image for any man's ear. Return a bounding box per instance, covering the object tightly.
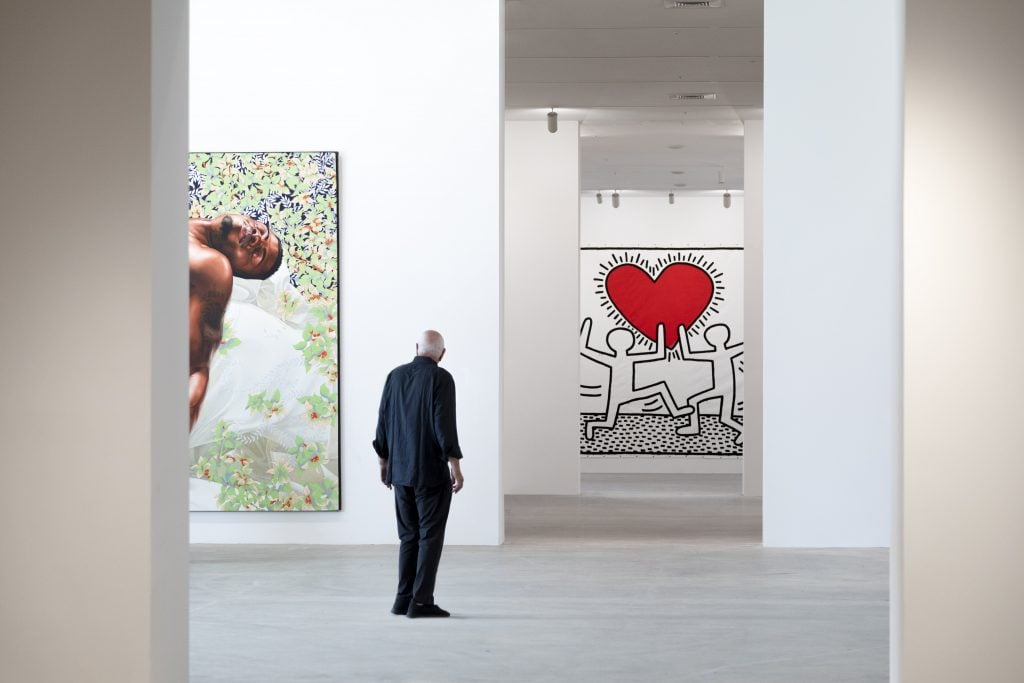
[438,348,446,363]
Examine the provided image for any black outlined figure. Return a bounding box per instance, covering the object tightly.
[580,317,693,440]
[675,323,744,444]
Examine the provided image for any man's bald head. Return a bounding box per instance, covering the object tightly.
[416,330,446,362]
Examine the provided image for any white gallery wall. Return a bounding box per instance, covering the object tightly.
[189,0,503,544]
[742,121,764,496]
[903,0,1024,679]
[504,121,581,494]
[580,194,745,474]
[582,194,743,247]
[0,0,188,680]
[763,0,901,547]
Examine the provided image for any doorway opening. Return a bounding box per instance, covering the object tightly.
[503,0,763,543]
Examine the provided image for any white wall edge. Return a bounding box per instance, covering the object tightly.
[892,2,906,679]
[151,0,189,679]
[496,0,507,543]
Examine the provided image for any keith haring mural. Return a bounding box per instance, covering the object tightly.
[579,248,744,457]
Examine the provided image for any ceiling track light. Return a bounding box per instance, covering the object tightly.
[723,191,732,209]
[670,93,717,101]
[612,191,620,209]
[665,0,723,7]
[547,108,558,133]
[668,192,675,205]
[596,192,603,205]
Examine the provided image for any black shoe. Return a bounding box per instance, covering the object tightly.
[406,602,450,618]
[391,597,411,615]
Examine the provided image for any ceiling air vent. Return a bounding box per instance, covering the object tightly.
[670,93,718,101]
[665,1,723,8]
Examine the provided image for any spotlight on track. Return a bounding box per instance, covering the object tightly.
[547,108,558,133]
[612,191,620,209]
[596,192,603,205]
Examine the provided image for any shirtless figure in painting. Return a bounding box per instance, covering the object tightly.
[188,214,283,429]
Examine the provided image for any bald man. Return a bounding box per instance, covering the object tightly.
[373,330,465,618]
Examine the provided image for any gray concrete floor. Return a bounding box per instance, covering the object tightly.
[190,474,888,682]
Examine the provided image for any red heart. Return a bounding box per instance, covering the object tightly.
[605,263,714,348]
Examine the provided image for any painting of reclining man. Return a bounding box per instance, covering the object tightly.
[187,151,340,511]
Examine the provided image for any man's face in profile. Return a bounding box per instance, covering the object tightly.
[216,213,281,279]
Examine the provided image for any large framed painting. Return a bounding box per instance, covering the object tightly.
[579,247,744,459]
[187,152,340,511]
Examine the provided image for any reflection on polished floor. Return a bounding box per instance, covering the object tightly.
[190,474,887,682]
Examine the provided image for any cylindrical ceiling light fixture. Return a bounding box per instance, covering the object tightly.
[611,191,620,209]
[723,191,732,209]
[596,192,603,205]
[668,192,675,205]
[547,108,558,133]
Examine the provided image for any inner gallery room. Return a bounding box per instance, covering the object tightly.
[2,0,1022,681]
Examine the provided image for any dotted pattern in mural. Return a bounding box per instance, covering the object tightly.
[580,414,742,457]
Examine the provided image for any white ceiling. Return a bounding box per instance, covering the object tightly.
[505,0,763,194]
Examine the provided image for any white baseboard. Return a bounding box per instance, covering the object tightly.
[580,456,743,474]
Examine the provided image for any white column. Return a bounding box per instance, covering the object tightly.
[151,0,190,679]
[903,1,1024,679]
[0,0,189,680]
[763,0,902,547]
[503,120,581,494]
[742,120,764,497]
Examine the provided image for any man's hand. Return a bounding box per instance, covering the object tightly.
[379,457,390,489]
[449,458,464,493]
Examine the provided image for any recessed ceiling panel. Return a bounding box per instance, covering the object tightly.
[506,0,763,31]
[505,0,763,193]
[507,81,762,108]
[507,27,763,58]
[507,56,763,84]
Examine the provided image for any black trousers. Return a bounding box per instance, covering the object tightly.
[394,480,452,605]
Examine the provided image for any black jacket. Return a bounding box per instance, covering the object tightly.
[373,356,463,487]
